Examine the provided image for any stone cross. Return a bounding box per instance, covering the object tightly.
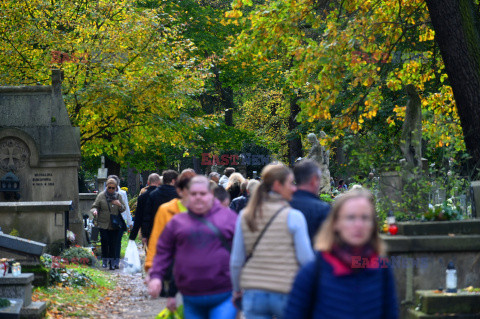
[0,147,22,170]
[97,156,108,191]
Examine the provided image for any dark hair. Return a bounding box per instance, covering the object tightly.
[293,159,321,186]
[224,167,235,177]
[176,169,196,190]
[162,170,179,185]
[244,163,292,231]
[213,186,230,202]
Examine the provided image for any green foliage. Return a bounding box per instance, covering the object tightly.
[377,165,469,222]
[22,265,50,287]
[0,298,11,309]
[319,193,334,203]
[60,247,96,266]
[49,268,95,287]
[9,228,19,237]
[33,265,115,317]
[424,200,462,221]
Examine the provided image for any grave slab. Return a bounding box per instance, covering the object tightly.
[0,298,23,319]
[416,290,480,314]
[0,274,33,307]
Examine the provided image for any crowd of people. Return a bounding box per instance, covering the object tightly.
[91,160,398,318]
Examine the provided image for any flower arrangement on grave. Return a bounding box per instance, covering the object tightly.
[66,230,76,245]
[424,198,462,221]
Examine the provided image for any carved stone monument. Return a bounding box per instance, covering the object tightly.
[0,70,82,252]
[306,132,331,194]
[400,84,423,171]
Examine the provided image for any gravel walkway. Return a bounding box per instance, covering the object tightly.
[89,245,167,318]
[90,270,167,319]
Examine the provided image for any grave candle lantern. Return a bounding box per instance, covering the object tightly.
[446,261,457,293]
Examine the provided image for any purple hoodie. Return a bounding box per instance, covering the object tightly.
[150,199,237,296]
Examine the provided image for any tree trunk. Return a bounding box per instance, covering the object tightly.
[105,157,121,178]
[288,96,303,166]
[426,0,480,175]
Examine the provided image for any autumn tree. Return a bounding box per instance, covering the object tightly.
[0,0,254,172]
[227,0,467,176]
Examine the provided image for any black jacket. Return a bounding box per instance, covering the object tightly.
[229,195,249,214]
[290,190,330,244]
[143,184,179,240]
[129,186,156,240]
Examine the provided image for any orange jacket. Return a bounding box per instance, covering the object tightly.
[145,198,186,271]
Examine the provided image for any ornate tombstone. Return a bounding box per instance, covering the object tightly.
[0,70,82,252]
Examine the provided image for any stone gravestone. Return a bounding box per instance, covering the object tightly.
[306,132,331,194]
[97,156,108,191]
[0,70,82,252]
[0,233,47,318]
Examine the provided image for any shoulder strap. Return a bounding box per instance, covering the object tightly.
[245,205,288,262]
[309,252,322,318]
[188,212,231,252]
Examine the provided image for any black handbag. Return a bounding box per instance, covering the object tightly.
[107,200,127,231]
[110,214,127,231]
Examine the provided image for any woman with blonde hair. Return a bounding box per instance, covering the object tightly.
[230,163,313,318]
[91,178,126,270]
[225,172,246,200]
[285,188,398,318]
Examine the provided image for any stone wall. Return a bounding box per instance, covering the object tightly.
[79,193,97,219]
[0,202,72,254]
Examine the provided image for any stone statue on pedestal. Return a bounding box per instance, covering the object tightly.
[400,84,422,170]
[307,132,331,194]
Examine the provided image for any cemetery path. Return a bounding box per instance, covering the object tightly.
[87,270,167,319]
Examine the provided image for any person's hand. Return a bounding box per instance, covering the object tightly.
[166,297,177,312]
[148,278,162,298]
[112,199,122,207]
[232,291,242,310]
[92,210,98,217]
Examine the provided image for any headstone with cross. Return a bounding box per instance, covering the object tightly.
[97,156,108,191]
[0,69,82,250]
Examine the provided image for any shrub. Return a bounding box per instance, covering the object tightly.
[0,298,10,308]
[50,268,95,287]
[319,193,335,203]
[60,247,96,266]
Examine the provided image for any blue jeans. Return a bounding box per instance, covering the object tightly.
[183,291,237,319]
[243,289,288,319]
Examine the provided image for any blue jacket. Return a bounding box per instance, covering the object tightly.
[290,190,330,243]
[229,195,249,214]
[285,253,399,319]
